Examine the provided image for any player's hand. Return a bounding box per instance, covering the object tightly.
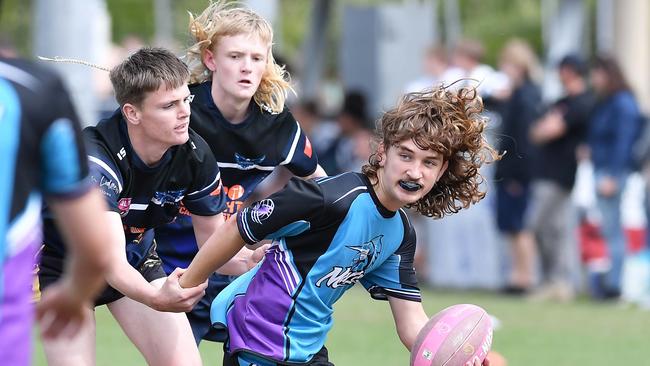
[247,243,270,270]
[36,277,91,340]
[152,267,207,312]
[465,356,490,366]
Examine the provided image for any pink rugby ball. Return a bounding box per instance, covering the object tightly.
[410,304,493,366]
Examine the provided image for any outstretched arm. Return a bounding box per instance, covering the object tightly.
[191,213,265,276]
[102,212,206,312]
[180,215,247,288]
[389,297,491,366]
[387,296,429,351]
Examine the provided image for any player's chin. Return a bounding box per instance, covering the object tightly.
[396,191,423,206]
[171,132,190,146]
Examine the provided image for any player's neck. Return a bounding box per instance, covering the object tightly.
[211,85,251,124]
[127,127,169,166]
[370,171,402,212]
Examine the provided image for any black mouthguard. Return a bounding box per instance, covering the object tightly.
[399,180,422,192]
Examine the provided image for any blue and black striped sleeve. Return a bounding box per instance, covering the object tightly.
[40,76,92,199]
[360,211,421,302]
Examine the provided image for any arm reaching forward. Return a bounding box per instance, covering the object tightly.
[180,214,247,288]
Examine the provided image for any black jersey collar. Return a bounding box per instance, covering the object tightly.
[198,81,258,130]
[361,173,396,218]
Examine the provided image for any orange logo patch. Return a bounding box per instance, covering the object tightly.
[210,181,223,196]
[226,184,245,200]
[304,137,313,158]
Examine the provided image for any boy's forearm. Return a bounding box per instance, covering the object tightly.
[180,216,247,288]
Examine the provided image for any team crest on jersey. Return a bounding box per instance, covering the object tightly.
[315,235,384,289]
[234,153,266,169]
[118,198,132,216]
[151,189,185,206]
[250,199,274,224]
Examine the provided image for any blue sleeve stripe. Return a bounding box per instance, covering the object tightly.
[279,121,301,166]
[88,155,122,192]
[187,171,220,197]
[41,118,85,194]
[0,78,22,267]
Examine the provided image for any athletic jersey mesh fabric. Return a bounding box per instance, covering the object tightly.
[212,172,421,364]
[42,110,226,268]
[155,81,319,273]
[0,58,91,365]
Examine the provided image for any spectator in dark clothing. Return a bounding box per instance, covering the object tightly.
[318,90,372,175]
[588,55,642,297]
[527,55,595,302]
[494,39,543,294]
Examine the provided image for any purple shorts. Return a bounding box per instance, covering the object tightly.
[0,242,38,366]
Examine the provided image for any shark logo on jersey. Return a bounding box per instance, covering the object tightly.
[234,152,266,169]
[250,199,274,224]
[151,189,185,206]
[315,235,384,289]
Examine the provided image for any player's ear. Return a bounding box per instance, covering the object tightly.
[376,143,386,167]
[202,48,217,72]
[122,103,141,126]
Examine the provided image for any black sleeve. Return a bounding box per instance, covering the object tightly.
[361,212,421,302]
[279,111,319,177]
[237,177,324,244]
[183,134,227,216]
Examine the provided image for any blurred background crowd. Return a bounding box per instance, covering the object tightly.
[2,0,649,305]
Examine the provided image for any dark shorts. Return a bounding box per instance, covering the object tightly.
[38,243,166,306]
[187,272,233,343]
[495,181,530,233]
[222,346,334,366]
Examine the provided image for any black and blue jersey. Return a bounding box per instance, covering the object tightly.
[212,172,420,364]
[42,110,226,268]
[155,81,319,273]
[0,58,91,364]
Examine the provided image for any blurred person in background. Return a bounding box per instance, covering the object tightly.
[588,54,642,298]
[527,55,595,302]
[0,56,109,366]
[154,0,327,345]
[318,90,373,175]
[404,45,464,93]
[493,39,543,294]
[452,38,510,100]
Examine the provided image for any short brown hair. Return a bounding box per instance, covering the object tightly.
[362,86,500,218]
[109,47,189,106]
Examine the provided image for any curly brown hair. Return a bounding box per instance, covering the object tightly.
[362,86,500,218]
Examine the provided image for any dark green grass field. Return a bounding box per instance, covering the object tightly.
[33,286,650,365]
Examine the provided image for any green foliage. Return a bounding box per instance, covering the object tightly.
[458,0,543,66]
[105,0,155,44]
[0,0,33,57]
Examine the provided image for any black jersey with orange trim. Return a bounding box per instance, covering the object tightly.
[155,81,319,273]
[42,110,226,268]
